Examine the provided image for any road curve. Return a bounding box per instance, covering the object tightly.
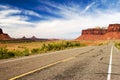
[0,44,120,80]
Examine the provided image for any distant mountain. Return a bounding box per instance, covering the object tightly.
[0,28,60,41]
[31,36,37,39]
[76,24,120,40]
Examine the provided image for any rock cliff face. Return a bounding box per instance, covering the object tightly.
[76,24,120,40]
[0,28,3,34]
[0,28,11,40]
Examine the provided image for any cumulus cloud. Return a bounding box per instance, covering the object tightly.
[30,0,120,39]
[0,5,39,37]
[32,12,120,39]
[1,0,120,39]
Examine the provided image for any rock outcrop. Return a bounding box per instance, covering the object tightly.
[76,24,120,40]
[0,28,11,40]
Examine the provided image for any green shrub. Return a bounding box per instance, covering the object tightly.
[0,47,8,59]
[12,50,23,57]
[7,51,15,57]
[39,41,86,52]
[23,48,30,56]
[115,42,120,49]
[0,47,16,59]
[0,41,86,59]
[40,43,50,52]
[31,48,40,54]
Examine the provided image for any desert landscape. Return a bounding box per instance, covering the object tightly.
[1,0,120,80]
[0,28,87,59]
[0,24,120,59]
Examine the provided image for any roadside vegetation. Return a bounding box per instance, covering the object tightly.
[77,40,109,46]
[0,41,86,59]
[115,42,120,49]
[97,42,108,46]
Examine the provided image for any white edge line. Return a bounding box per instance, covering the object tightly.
[107,46,113,80]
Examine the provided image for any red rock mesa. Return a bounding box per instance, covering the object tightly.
[76,24,120,40]
[0,28,11,40]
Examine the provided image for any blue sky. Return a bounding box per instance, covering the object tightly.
[0,0,120,39]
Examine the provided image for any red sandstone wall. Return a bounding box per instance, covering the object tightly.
[108,24,120,32]
[82,29,107,35]
[76,24,120,40]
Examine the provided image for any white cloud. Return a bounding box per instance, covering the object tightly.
[0,9,21,18]
[32,11,120,39]
[1,1,120,39]
[0,5,37,38]
[0,5,10,9]
[23,10,42,18]
[80,2,95,14]
[39,1,82,18]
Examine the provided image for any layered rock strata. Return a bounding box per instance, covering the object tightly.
[76,24,120,40]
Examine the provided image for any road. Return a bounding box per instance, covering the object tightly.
[0,43,120,80]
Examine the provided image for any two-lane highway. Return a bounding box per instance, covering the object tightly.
[0,44,120,80]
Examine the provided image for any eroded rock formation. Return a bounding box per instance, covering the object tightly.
[0,28,3,34]
[0,28,11,40]
[76,24,120,40]
[82,29,107,35]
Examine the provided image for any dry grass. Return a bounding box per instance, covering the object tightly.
[0,42,43,51]
[0,40,112,59]
[0,40,109,52]
[0,40,77,51]
[0,40,87,59]
[74,40,109,46]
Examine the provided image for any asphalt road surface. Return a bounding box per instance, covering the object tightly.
[0,43,120,80]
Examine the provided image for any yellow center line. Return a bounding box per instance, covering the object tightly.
[61,57,75,62]
[9,56,76,80]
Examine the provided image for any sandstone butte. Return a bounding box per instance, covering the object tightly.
[0,28,11,40]
[76,24,120,40]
